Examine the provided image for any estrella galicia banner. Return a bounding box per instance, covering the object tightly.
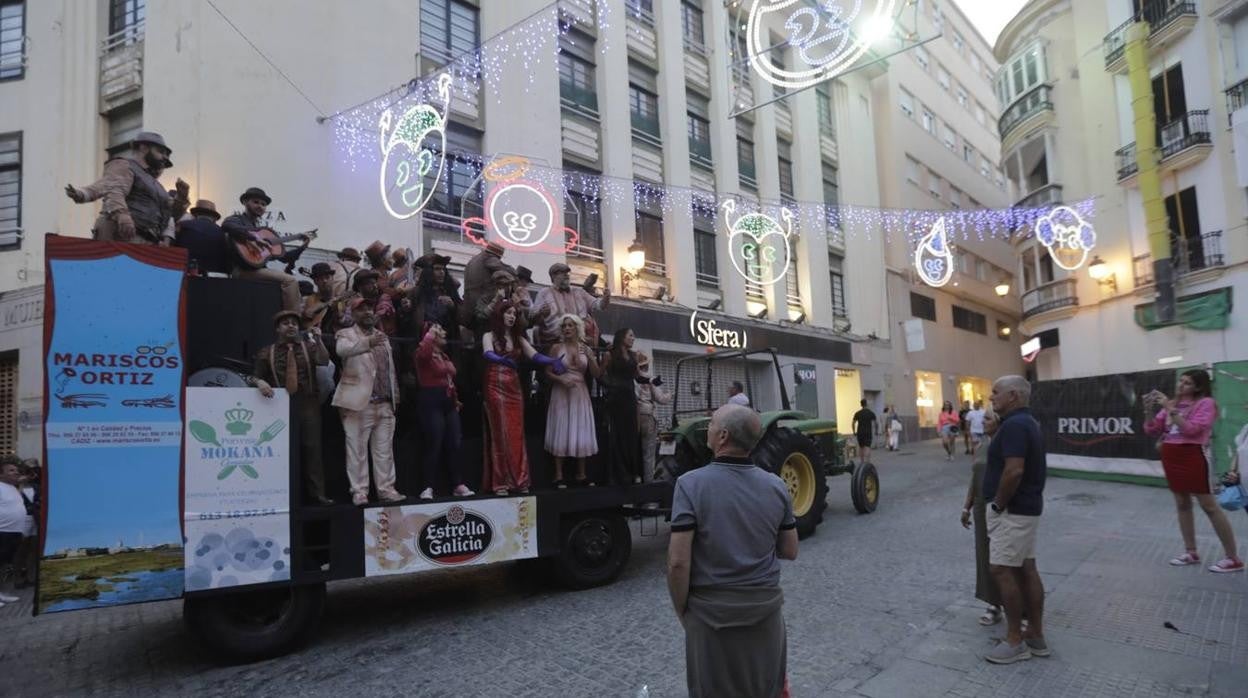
[1030,370,1175,482]
[39,236,188,613]
[363,497,537,576]
[183,387,292,591]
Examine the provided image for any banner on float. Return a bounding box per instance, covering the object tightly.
[183,387,292,591]
[39,237,187,613]
[363,497,537,577]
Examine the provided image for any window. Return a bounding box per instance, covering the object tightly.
[109,0,144,35]
[558,32,597,115]
[1164,186,1207,270]
[629,62,660,139]
[694,211,717,283]
[905,156,920,183]
[769,42,788,98]
[626,0,654,21]
[952,31,965,53]
[1152,63,1187,139]
[785,243,801,307]
[737,120,756,186]
[636,208,665,267]
[777,139,794,201]
[687,93,711,164]
[424,123,482,219]
[937,64,950,91]
[680,0,705,50]
[0,1,23,80]
[955,85,969,108]
[0,354,14,453]
[565,165,603,252]
[963,143,974,164]
[980,155,991,178]
[899,88,915,119]
[942,122,956,149]
[1038,249,1054,284]
[817,85,835,133]
[914,45,929,71]
[975,102,987,126]
[0,132,20,246]
[1021,247,1036,291]
[952,305,987,334]
[822,162,839,210]
[970,52,982,73]
[910,292,936,321]
[928,173,943,199]
[921,107,935,133]
[829,254,847,318]
[420,0,478,66]
[949,187,962,209]
[997,43,1047,107]
[107,102,143,156]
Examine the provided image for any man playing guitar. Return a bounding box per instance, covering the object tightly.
[221,187,304,311]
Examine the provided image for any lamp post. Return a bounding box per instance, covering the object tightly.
[620,239,646,297]
[1088,255,1117,292]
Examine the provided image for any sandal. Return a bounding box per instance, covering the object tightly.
[978,606,1001,626]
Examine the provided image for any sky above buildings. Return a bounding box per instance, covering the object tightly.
[955,0,1030,45]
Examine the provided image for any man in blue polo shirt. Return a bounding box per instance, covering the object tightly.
[983,375,1049,664]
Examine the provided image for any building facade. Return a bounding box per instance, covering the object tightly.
[0,0,918,457]
[996,0,1248,380]
[872,0,1024,437]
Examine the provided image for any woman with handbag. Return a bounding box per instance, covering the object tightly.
[938,401,960,461]
[1144,370,1244,573]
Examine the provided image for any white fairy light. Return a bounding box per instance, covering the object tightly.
[746,0,898,91]
[914,217,954,287]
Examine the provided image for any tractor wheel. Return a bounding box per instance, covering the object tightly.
[655,440,702,483]
[753,427,828,537]
[851,461,880,514]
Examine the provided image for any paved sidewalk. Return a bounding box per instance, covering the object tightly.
[1,438,1246,696]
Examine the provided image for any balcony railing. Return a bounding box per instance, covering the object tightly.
[559,81,599,117]
[1133,231,1225,287]
[689,137,712,166]
[630,112,661,143]
[998,85,1053,140]
[1022,278,1078,319]
[99,22,145,113]
[568,242,605,262]
[695,271,718,286]
[1115,110,1211,180]
[1103,2,1196,69]
[1016,183,1063,209]
[1226,77,1248,125]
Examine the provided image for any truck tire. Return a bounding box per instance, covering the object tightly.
[851,461,880,514]
[753,427,829,537]
[552,511,632,590]
[183,583,325,662]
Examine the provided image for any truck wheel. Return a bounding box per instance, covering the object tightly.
[753,427,829,537]
[552,511,632,590]
[183,583,325,662]
[851,461,880,514]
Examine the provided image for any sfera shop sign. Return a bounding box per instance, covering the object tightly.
[689,311,747,349]
[418,505,494,565]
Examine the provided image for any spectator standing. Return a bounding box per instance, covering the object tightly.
[959,401,972,454]
[727,381,751,407]
[887,408,903,451]
[1144,370,1243,573]
[852,399,877,464]
[16,463,39,588]
[667,404,798,698]
[966,401,987,459]
[0,458,25,606]
[636,353,671,483]
[983,376,1049,664]
[962,409,1002,626]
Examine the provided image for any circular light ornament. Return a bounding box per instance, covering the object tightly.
[746,1,898,91]
[377,73,453,220]
[1036,205,1097,271]
[914,218,954,287]
[722,199,794,286]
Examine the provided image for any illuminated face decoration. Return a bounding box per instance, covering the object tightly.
[914,218,954,287]
[461,156,579,253]
[747,1,898,90]
[377,73,453,220]
[1035,205,1096,271]
[721,200,793,286]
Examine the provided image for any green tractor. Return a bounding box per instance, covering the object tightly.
[654,348,879,537]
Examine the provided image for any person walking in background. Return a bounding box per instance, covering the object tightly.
[962,409,1002,627]
[967,401,987,459]
[1144,370,1243,573]
[667,404,797,698]
[1221,422,1248,519]
[887,407,902,451]
[959,401,973,454]
[852,399,877,464]
[0,458,25,606]
[983,376,1049,664]
[938,402,960,461]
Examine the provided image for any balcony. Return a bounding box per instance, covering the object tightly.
[1133,231,1226,287]
[1114,110,1212,184]
[99,23,145,113]
[1015,183,1063,209]
[689,137,712,168]
[559,81,599,119]
[1021,278,1078,320]
[998,85,1054,144]
[630,112,661,145]
[1226,77,1248,125]
[1104,2,1197,73]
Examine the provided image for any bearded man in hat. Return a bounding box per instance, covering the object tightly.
[459,241,514,333]
[331,247,363,297]
[333,298,405,506]
[411,254,462,339]
[254,310,333,505]
[65,131,187,245]
[220,187,302,312]
[533,262,610,349]
[173,199,232,275]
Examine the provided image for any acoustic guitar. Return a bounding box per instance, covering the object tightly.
[234,228,318,270]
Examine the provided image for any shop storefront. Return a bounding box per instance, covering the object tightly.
[0,285,45,458]
[914,369,943,435]
[955,375,992,410]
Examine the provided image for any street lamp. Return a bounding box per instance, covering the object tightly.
[1088,255,1117,292]
[620,239,646,297]
[994,279,1011,297]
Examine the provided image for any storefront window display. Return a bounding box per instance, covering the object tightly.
[957,376,991,409]
[915,370,943,428]
[835,368,862,434]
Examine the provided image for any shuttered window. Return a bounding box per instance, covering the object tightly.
[0,353,16,455]
[421,0,479,65]
[0,132,20,247]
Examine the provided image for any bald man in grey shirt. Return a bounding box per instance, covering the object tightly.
[668,404,798,698]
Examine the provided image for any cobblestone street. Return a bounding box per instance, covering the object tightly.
[3,439,1247,697]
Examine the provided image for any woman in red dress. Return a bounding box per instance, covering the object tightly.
[1144,369,1243,573]
[480,301,565,495]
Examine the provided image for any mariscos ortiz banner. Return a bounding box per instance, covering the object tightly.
[39,236,188,613]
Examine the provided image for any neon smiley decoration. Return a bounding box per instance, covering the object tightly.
[914,218,954,287]
[377,73,454,220]
[461,157,579,254]
[1035,205,1097,271]
[746,1,898,91]
[721,200,794,286]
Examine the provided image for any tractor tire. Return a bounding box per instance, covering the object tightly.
[752,427,828,537]
[183,582,325,662]
[851,461,880,514]
[552,510,632,590]
[655,440,702,483]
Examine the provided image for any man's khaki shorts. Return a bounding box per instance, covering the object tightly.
[986,511,1039,567]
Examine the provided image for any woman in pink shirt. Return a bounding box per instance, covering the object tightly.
[938,402,960,462]
[1144,370,1243,573]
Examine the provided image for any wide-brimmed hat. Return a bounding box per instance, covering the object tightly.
[548,262,571,277]
[416,253,451,269]
[352,269,380,291]
[364,240,391,262]
[515,265,533,284]
[491,269,516,285]
[132,131,173,168]
[308,262,334,279]
[337,247,362,262]
[189,199,220,220]
[272,310,301,327]
[239,187,272,206]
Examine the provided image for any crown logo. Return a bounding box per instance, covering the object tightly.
[501,211,539,242]
[224,403,254,435]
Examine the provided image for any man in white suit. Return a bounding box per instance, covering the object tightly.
[333,297,405,506]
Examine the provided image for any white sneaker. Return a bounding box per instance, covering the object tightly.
[0,593,18,603]
[419,487,434,500]
[453,484,475,497]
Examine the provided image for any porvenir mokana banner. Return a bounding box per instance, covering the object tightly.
[39,236,188,613]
